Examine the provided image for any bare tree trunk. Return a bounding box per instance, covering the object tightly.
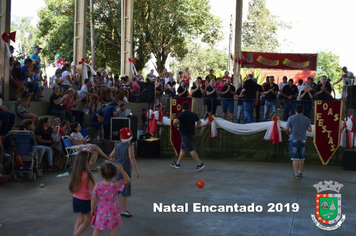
[90,0,96,69]
[233,0,243,88]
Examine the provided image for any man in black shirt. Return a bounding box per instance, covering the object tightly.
[191,77,205,116]
[263,76,278,121]
[300,82,313,118]
[239,74,258,123]
[282,79,298,121]
[170,102,205,171]
[221,78,236,122]
[315,76,332,100]
[49,85,72,121]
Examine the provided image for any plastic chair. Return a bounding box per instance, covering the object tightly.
[80,129,89,138]
[62,137,86,169]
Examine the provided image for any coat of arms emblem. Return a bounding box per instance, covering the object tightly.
[246,53,253,63]
[311,181,346,231]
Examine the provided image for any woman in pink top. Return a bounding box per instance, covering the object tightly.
[69,150,95,236]
[64,88,85,126]
[214,78,224,92]
[131,77,140,95]
[214,78,224,101]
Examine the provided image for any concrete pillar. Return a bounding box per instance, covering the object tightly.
[73,0,87,85]
[121,0,134,79]
[233,0,243,88]
[0,0,11,100]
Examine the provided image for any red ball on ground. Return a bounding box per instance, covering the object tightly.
[196,180,205,189]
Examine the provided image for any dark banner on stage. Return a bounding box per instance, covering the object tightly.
[313,100,343,165]
[170,97,193,156]
[241,52,318,71]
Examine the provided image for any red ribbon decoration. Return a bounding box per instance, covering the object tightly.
[78,58,90,65]
[56,58,67,66]
[128,58,135,65]
[1,31,16,43]
[234,57,242,65]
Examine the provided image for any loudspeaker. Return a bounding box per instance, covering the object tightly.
[140,82,155,103]
[343,149,356,170]
[110,116,138,141]
[346,85,356,109]
[110,117,130,141]
[129,116,137,141]
[137,139,160,158]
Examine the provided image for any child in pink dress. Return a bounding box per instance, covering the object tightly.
[91,162,130,236]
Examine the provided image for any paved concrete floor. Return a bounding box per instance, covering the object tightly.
[1,158,355,236]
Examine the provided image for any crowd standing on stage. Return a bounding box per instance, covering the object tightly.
[1,43,354,183]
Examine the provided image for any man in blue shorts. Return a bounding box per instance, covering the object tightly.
[285,104,312,179]
[170,102,205,171]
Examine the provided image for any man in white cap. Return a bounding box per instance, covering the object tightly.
[333,66,354,86]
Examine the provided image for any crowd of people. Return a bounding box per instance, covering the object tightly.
[141,67,353,123]
[1,43,354,184]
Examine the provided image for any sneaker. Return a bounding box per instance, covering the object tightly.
[123,96,129,103]
[48,165,58,170]
[195,163,205,172]
[170,161,181,169]
[291,174,300,180]
[298,172,303,177]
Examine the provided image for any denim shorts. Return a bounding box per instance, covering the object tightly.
[16,111,28,118]
[61,84,70,90]
[72,197,91,215]
[222,100,234,113]
[181,135,194,152]
[289,140,306,160]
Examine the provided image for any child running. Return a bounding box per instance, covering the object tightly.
[109,127,139,217]
[91,162,130,236]
[69,150,95,236]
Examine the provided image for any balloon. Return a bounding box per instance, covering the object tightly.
[55,54,62,60]
[196,180,205,189]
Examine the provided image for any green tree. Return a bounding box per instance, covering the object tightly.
[37,0,221,74]
[134,0,222,74]
[242,0,290,52]
[37,0,76,65]
[315,50,343,93]
[37,0,120,72]
[170,39,228,80]
[11,16,37,61]
[90,0,121,73]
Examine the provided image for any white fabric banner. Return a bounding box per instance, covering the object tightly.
[162,117,315,137]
